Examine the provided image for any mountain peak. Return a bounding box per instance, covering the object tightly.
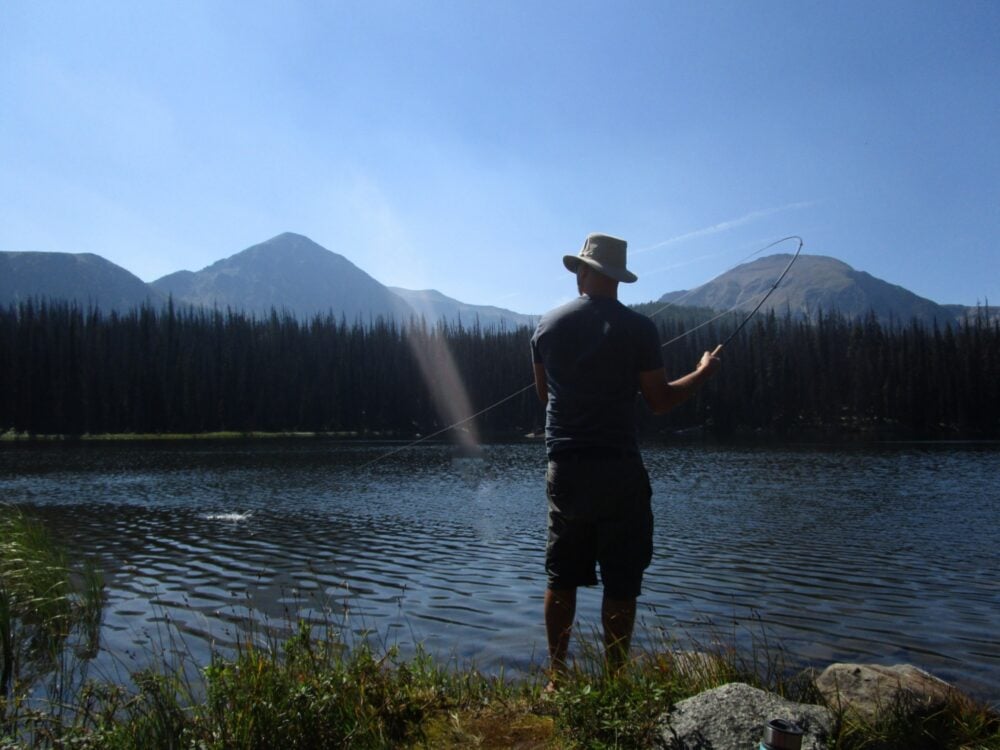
[232,232,334,263]
[152,234,413,320]
[658,253,956,324]
[258,231,323,249]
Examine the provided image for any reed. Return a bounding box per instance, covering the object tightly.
[834,689,1000,750]
[0,508,103,709]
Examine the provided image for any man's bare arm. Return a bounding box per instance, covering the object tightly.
[639,345,722,415]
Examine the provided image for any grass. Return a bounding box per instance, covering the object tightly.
[833,689,1000,750]
[0,508,103,705]
[0,516,997,748]
[3,613,993,750]
[6,622,538,749]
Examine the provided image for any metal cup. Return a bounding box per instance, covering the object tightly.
[760,718,804,750]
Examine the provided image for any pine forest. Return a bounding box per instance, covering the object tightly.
[1,300,998,440]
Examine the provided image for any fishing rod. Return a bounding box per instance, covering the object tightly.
[356,235,804,469]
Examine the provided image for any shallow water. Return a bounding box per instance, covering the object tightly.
[1,439,997,703]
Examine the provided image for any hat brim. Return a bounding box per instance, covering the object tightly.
[563,255,638,284]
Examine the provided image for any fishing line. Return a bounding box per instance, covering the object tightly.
[353,383,536,472]
[659,301,754,349]
[355,235,803,470]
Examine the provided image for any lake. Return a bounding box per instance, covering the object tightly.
[1,439,997,705]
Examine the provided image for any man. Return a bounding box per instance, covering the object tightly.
[530,232,721,682]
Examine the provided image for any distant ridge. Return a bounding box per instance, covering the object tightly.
[389,287,536,329]
[658,253,965,325]
[0,251,163,311]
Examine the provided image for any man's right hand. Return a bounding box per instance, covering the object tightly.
[697,344,723,375]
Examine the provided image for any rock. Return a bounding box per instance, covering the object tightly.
[814,663,957,724]
[658,682,836,750]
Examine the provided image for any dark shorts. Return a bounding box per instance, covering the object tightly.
[545,455,653,600]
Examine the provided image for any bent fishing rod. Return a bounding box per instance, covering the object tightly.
[356,235,804,471]
[657,235,804,350]
[720,235,802,348]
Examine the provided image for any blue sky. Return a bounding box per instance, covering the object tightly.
[2,1,997,313]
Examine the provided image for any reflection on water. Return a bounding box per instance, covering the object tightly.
[1,439,997,703]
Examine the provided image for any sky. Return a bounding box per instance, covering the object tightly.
[2,1,997,314]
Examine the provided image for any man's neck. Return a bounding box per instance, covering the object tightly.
[580,281,618,300]
[578,271,619,299]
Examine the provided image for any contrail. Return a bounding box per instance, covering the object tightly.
[633,201,814,255]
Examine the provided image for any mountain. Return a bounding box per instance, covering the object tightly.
[658,253,961,325]
[0,251,164,311]
[389,287,536,329]
[152,232,413,321]
[5,237,984,327]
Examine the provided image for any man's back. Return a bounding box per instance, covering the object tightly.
[531,295,662,456]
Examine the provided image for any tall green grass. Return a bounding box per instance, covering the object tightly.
[0,508,103,716]
[24,621,525,749]
[834,688,1000,750]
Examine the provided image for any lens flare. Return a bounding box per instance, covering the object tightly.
[405,322,480,453]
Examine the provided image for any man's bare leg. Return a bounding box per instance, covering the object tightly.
[545,587,576,687]
[602,595,637,672]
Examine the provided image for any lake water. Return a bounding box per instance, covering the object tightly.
[1,439,997,705]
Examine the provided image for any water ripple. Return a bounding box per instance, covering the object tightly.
[1,439,997,703]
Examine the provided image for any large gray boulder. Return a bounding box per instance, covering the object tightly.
[814,663,956,724]
[658,682,835,749]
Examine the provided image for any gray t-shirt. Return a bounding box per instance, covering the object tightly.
[531,295,663,457]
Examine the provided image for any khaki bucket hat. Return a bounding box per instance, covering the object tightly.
[562,233,637,284]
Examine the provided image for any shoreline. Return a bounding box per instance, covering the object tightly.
[3,429,999,445]
[0,430,1000,448]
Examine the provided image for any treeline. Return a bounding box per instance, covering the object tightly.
[1,300,998,439]
[0,301,538,438]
